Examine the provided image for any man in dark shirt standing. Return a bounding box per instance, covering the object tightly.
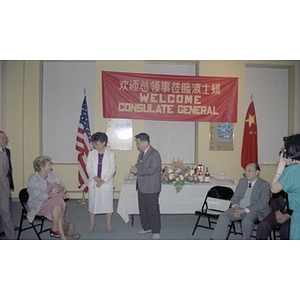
[0,131,16,237]
[0,131,15,239]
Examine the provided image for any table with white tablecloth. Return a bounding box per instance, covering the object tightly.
[116,181,236,223]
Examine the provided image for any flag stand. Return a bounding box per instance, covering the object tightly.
[77,191,88,204]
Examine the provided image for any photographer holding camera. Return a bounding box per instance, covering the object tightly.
[271,134,300,240]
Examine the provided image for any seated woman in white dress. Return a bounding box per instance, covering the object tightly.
[86,132,116,233]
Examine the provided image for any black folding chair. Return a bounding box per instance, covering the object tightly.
[227,219,260,239]
[227,193,285,240]
[192,186,235,237]
[17,188,51,240]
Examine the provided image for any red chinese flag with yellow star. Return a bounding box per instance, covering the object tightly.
[241,101,258,169]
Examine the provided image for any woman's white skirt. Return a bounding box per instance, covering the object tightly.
[88,186,113,214]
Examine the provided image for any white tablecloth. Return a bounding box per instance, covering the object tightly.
[117,181,236,223]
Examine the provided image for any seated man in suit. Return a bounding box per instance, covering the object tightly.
[211,163,270,240]
[256,191,291,239]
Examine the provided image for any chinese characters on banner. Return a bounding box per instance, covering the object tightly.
[102,71,238,122]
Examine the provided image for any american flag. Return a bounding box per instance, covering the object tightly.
[76,95,91,192]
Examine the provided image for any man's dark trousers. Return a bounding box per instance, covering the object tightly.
[256,212,290,239]
[138,191,161,234]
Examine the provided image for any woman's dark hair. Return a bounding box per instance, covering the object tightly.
[283,134,300,161]
[91,132,108,146]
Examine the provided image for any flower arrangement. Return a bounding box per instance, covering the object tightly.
[161,159,198,193]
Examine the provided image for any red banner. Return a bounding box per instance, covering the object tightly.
[102,71,238,122]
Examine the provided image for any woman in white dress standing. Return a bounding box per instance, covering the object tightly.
[86,132,116,233]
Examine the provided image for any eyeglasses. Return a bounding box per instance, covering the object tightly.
[244,169,256,173]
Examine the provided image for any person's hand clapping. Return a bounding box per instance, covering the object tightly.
[130,165,138,174]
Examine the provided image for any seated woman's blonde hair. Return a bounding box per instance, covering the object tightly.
[33,156,52,172]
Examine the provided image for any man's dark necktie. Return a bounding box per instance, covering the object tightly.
[140,151,144,162]
[249,182,252,188]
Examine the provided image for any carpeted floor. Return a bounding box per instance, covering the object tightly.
[1,199,285,300]
[1,198,244,240]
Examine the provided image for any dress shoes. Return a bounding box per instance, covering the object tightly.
[153,233,160,240]
[50,229,60,238]
[137,229,152,235]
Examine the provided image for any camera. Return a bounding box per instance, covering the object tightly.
[279,150,288,158]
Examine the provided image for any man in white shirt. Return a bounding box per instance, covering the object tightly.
[211,163,270,239]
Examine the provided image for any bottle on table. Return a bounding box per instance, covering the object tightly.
[205,167,210,183]
[198,170,204,182]
[197,164,204,182]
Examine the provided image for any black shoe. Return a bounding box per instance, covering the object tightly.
[0,232,5,237]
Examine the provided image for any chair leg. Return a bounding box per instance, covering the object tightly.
[31,223,42,240]
[232,222,237,235]
[131,215,134,226]
[226,221,239,239]
[269,232,272,240]
[192,215,201,236]
[17,212,24,240]
[39,218,45,233]
[226,222,233,240]
[207,216,212,229]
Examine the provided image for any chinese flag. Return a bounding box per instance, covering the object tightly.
[241,101,258,169]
